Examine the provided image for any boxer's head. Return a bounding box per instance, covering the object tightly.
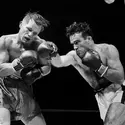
[66,22,94,50]
[18,11,49,45]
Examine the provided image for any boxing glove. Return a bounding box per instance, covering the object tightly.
[37,41,58,59]
[20,66,42,85]
[76,48,108,77]
[12,50,37,71]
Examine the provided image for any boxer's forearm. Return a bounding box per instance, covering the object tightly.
[0,63,16,77]
[103,68,124,84]
[51,53,73,67]
[51,54,63,67]
[40,65,51,76]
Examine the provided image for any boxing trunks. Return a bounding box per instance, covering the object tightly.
[0,75,43,122]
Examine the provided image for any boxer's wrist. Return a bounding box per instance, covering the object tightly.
[96,64,108,77]
[12,58,24,71]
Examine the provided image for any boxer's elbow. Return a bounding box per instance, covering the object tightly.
[0,63,16,77]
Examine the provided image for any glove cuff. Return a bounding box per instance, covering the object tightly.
[33,68,43,82]
[12,58,24,71]
[97,64,108,77]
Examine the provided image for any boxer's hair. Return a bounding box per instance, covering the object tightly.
[21,11,49,32]
[66,22,93,39]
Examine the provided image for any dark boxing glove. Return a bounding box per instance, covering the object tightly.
[76,48,108,77]
[20,66,43,85]
[37,41,58,59]
[12,50,37,71]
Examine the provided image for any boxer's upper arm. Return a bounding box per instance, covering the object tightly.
[0,36,10,77]
[105,44,124,82]
[0,36,9,64]
[0,36,19,77]
[60,50,76,66]
[107,45,123,71]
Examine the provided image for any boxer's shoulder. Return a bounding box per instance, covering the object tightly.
[34,36,46,44]
[0,34,17,49]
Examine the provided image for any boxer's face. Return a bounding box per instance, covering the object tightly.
[69,32,93,50]
[18,19,42,43]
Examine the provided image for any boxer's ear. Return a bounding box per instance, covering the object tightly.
[19,21,22,28]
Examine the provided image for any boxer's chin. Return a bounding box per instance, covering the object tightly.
[21,40,32,49]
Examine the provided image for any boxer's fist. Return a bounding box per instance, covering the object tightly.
[76,48,108,77]
[21,66,42,85]
[76,47,88,59]
[47,41,58,57]
[37,41,58,59]
[12,50,37,71]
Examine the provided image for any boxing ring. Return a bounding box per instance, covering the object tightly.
[11,109,102,125]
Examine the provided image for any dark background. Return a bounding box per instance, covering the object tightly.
[0,0,125,125]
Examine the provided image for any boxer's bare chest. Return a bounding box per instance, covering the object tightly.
[94,44,109,65]
[7,40,24,61]
[75,44,109,69]
[73,44,110,89]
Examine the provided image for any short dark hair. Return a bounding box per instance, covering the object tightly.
[66,22,93,39]
[23,11,50,31]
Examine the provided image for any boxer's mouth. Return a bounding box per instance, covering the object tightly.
[24,37,31,42]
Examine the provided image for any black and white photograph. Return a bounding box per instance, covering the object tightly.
[0,0,124,125]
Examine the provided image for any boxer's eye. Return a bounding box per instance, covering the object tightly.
[74,40,80,45]
[33,32,37,36]
[27,27,32,32]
